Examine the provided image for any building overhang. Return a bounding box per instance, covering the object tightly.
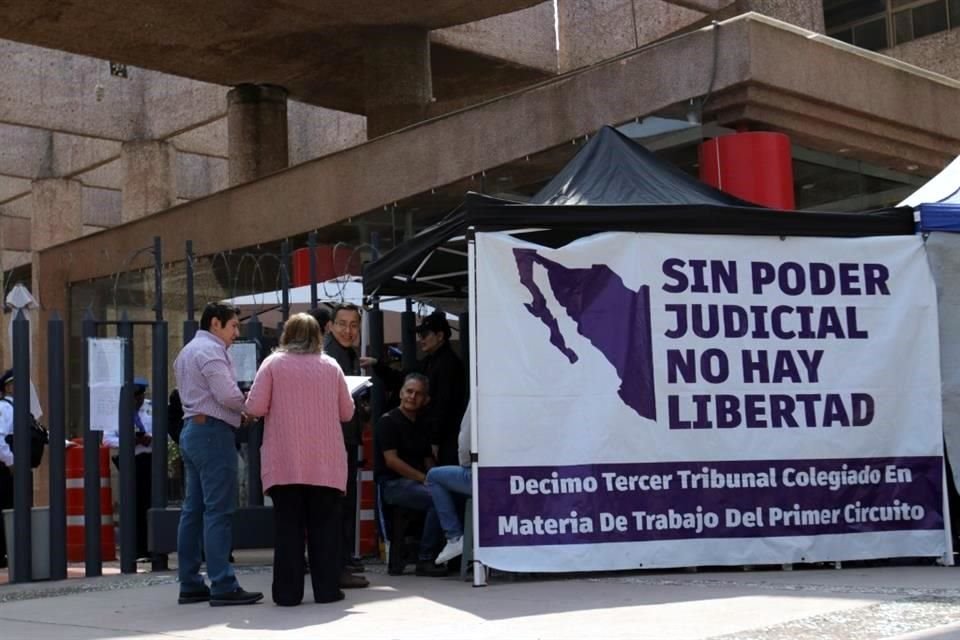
[0,1,547,113]
[38,13,960,293]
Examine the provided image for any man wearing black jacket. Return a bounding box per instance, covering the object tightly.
[414,313,467,467]
[318,304,371,589]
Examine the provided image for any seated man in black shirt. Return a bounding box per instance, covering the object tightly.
[374,373,446,577]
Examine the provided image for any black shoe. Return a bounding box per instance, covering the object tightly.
[210,587,264,607]
[178,587,211,605]
[415,561,448,577]
[315,589,346,604]
[346,560,365,573]
[339,571,369,588]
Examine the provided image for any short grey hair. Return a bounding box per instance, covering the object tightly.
[403,372,429,394]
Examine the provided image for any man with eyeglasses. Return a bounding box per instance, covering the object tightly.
[322,303,372,588]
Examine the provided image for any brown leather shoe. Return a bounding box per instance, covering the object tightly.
[339,571,369,588]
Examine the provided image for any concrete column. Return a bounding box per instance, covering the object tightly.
[120,140,176,222]
[364,28,433,138]
[30,179,83,468]
[227,83,289,186]
[31,178,83,252]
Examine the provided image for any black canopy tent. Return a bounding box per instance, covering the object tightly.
[363,126,915,300]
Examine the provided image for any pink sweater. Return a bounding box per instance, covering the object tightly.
[244,351,355,494]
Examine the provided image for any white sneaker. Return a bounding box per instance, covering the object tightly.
[435,536,464,564]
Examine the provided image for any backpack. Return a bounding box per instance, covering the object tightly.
[167,389,184,445]
[1,398,49,468]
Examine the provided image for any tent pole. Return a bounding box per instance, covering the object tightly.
[468,227,487,587]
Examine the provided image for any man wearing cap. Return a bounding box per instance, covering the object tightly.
[415,312,468,467]
[174,302,262,607]
[102,377,153,561]
[0,369,14,568]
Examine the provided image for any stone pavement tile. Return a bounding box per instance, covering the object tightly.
[0,566,958,640]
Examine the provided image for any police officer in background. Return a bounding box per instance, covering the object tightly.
[0,369,15,568]
[102,377,153,561]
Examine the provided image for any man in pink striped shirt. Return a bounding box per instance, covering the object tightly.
[173,303,263,607]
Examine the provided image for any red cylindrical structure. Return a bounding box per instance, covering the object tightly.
[66,443,116,562]
[699,132,795,209]
[358,427,377,557]
[291,245,358,287]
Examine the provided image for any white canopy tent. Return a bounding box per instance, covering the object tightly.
[900,159,960,513]
[900,155,960,207]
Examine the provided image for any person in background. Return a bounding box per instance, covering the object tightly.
[321,303,372,588]
[414,312,467,466]
[245,313,355,605]
[173,302,262,607]
[374,373,446,577]
[0,369,15,569]
[426,402,473,565]
[102,376,153,561]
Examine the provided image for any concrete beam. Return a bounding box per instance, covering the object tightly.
[169,119,228,158]
[37,14,960,288]
[433,2,559,74]
[0,216,31,251]
[663,0,729,11]
[0,124,121,181]
[0,177,32,203]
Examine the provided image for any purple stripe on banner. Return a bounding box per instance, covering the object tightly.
[477,457,943,547]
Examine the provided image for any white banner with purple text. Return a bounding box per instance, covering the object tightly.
[473,231,947,572]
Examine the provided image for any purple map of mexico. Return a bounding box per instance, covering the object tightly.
[513,248,656,420]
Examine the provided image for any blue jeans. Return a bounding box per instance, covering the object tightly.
[426,466,472,540]
[177,418,239,595]
[380,477,444,561]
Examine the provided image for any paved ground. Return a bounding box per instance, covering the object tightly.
[1,556,960,639]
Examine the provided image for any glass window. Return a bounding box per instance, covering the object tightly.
[912,0,949,38]
[831,27,854,44]
[894,10,914,43]
[824,0,886,28]
[853,17,890,50]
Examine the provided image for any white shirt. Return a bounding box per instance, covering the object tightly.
[0,394,12,467]
[102,399,153,455]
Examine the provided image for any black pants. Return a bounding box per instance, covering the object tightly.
[269,484,342,605]
[112,453,152,558]
[341,442,358,567]
[0,464,11,565]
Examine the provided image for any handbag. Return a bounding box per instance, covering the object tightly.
[1,398,49,468]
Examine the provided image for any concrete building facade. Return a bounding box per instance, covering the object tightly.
[0,0,956,430]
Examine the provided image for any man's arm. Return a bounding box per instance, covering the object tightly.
[200,356,246,413]
[383,449,426,483]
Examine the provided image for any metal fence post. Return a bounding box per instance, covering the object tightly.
[47,311,67,580]
[280,239,291,331]
[11,310,32,583]
[81,308,101,576]
[184,240,198,345]
[308,231,318,310]
[117,312,136,574]
[368,304,385,423]
[401,299,417,372]
[243,315,263,505]
[150,320,169,571]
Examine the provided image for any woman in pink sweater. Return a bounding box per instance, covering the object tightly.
[244,313,355,606]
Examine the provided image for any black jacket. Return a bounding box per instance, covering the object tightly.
[420,341,467,466]
[324,334,363,446]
